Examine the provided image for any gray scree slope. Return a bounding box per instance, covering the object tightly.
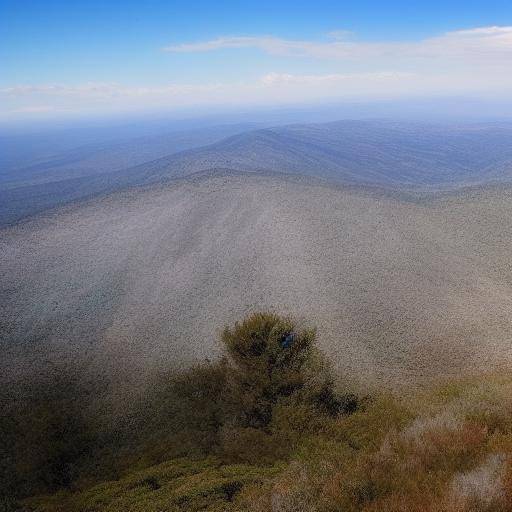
[2,172,512,388]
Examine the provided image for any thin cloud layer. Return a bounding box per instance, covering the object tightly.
[2,26,511,119]
[164,26,512,60]
[1,72,413,114]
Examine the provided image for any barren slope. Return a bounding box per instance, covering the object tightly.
[2,172,512,389]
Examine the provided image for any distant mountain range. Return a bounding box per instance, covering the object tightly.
[0,123,261,225]
[134,120,512,187]
[2,119,512,226]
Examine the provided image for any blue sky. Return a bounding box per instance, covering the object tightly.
[2,0,512,120]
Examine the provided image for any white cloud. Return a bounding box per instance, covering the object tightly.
[259,71,414,86]
[163,26,512,61]
[0,71,423,109]
[2,26,511,119]
[2,73,423,119]
[11,105,55,114]
[4,65,506,119]
[163,36,309,56]
[1,82,223,99]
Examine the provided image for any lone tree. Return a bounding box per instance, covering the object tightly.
[220,312,348,431]
[158,312,358,464]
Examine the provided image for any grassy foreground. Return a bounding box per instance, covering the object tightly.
[23,375,512,512]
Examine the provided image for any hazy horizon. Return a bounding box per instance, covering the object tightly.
[3,0,512,123]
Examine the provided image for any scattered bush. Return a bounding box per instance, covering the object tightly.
[2,311,357,504]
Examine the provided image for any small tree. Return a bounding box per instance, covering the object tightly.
[155,312,357,464]
[220,312,337,431]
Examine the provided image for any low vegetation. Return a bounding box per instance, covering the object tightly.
[3,313,512,511]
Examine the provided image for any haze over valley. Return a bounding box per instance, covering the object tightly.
[2,119,512,227]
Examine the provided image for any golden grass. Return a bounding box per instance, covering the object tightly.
[22,374,512,512]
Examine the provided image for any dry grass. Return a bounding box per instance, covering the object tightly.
[18,375,512,511]
[236,375,512,512]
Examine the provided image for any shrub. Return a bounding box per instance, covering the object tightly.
[137,312,356,465]
[216,312,357,463]
[123,361,229,466]
[221,312,346,431]
[3,312,358,503]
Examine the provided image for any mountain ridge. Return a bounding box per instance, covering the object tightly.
[126,119,512,188]
[2,119,512,226]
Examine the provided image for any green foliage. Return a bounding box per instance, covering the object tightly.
[3,312,357,505]
[22,457,283,512]
[217,312,353,463]
[236,379,512,512]
[221,312,339,429]
[20,374,512,512]
[7,312,512,512]
[131,362,228,462]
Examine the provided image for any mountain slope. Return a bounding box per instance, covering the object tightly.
[2,172,512,389]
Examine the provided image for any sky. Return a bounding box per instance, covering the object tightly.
[2,0,512,121]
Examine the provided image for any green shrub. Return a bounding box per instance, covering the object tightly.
[135,312,356,465]
[221,312,346,431]
[4,312,358,502]
[131,362,228,462]
[216,312,357,463]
